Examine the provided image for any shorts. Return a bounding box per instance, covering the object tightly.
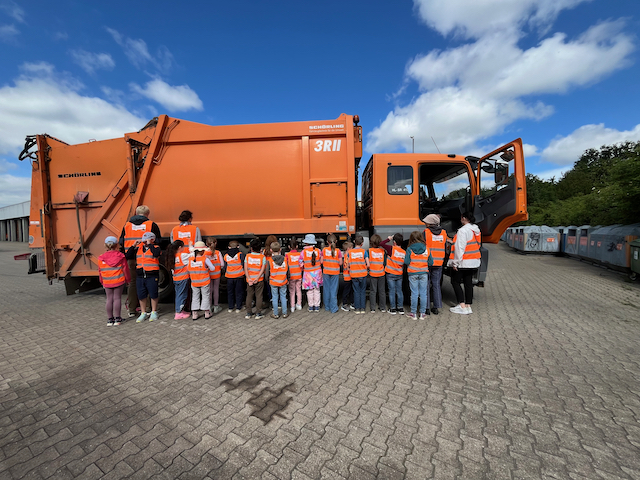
[136,275,159,300]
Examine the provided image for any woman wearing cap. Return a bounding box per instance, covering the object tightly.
[300,234,323,312]
[98,235,131,326]
[125,231,162,322]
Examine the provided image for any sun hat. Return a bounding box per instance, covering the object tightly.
[302,234,317,245]
[105,236,118,245]
[142,232,156,241]
[193,241,207,249]
[423,214,440,226]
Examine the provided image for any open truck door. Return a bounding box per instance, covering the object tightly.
[472,138,528,244]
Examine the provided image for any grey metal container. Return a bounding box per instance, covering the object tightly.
[588,223,640,269]
[578,225,601,259]
[564,226,579,256]
[514,226,560,253]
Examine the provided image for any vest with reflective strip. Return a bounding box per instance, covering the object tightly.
[136,244,159,272]
[368,248,386,277]
[302,247,321,272]
[407,248,430,274]
[424,229,447,267]
[172,224,197,246]
[205,250,222,279]
[269,258,289,286]
[173,247,189,282]
[189,255,210,287]
[348,248,367,278]
[452,231,482,260]
[124,220,153,249]
[322,247,340,275]
[286,252,302,280]
[99,259,126,288]
[385,246,406,275]
[246,253,265,281]
[224,252,244,278]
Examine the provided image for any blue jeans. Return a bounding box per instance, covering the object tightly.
[226,277,245,310]
[429,266,443,308]
[352,277,366,310]
[174,279,190,313]
[409,274,429,314]
[386,274,403,309]
[271,285,287,315]
[323,274,339,313]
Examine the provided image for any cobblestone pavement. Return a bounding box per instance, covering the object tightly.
[1,241,639,479]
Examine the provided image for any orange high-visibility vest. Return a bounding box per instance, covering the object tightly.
[322,247,341,275]
[172,224,197,246]
[348,248,367,278]
[286,251,302,280]
[424,229,447,267]
[302,247,321,272]
[205,250,222,279]
[385,246,406,275]
[173,247,189,282]
[99,259,126,288]
[124,220,153,249]
[452,231,482,260]
[225,251,244,278]
[188,255,210,287]
[269,258,289,286]
[368,247,385,277]
[407,248,430,274]
[245,253,265,281]
[136,244,159,272]
[343,256,351,281]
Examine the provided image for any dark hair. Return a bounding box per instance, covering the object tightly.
[263,235,277,256]
[462,211,476,224]
[289,238,298,250]
[250,238,262,252]
[207,237,217,263]
[165,240,184,268]
[370,234,382,248]
[393,233,403,246]
[354,235,364,246]
[326,234,337,258]
[407,230,425,246]
[178,210,193,223]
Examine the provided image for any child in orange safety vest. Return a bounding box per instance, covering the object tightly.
[267,242,289,319]
[368,234,387,313]
[124,231,162,323]
[300,234,323,312]
[346,235,369,314]
[166,239,191,320]
[403,230,433,320]
[285,239,303,312]
[322,234,343,314]
[188,241,215,320]
[245,238,266,320]
[381,233,406,315]
[98,236,130,326]
[340,241,354,311]
[423,214,448,315]
[205,237,224,315]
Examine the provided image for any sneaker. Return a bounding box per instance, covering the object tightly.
[245,313,253,319]
[360,309,366,314]
[176,311,191,320]
[379,308,386,313]
[464,306,473,315]
[213,306,222,314]
[282,313,289,319]
[235,309,242,313]
[192,312,199,320]
[389,308,397,315]
[228,308,234,313]
[136,313,148,323]
[450,305,468,315]
[397,308,405,315]
[419,313,427,320]
[271,313,280,319]
[149,312,158,322]
[114,317,122,326]
[255,312,265,320]
[107,318,114,326]
[406,312,417,319]
[431,307,439,315]
[341,305,350,312]
[296,304,302,311]
[370,309,376,314]
[308,307,314,312]
[354,309,361,315]
[128,312,137,318]
[349,304,356,310]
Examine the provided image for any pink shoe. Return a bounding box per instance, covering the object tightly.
[175,312,190,320]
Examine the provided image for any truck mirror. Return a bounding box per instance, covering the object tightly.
[495,161,509,186]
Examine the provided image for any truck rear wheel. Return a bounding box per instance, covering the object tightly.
[157,264,174,303]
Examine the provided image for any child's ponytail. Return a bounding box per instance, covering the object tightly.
[327,234,337,258]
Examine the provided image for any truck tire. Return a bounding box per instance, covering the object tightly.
[157,264,175,303]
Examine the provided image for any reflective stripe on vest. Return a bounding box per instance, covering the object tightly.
[225,252,244,278]
[424,229,447,267]
[302,247,321,272]
[246,253,265,281]
[189,255,210,287]
[407,248,430,274]
[172,224,197,246]
[205,250,222,279]
[452,232,482,260]
[173,247,189,282]
[99,259,125,287]
[322,247,340,275]
[368,248,385,277]
[269,258,289,286]
[384,246,405,275]
[348,248,367,278]
[124,220,152,249]
[136,244,159,272]
[286,252,302,280]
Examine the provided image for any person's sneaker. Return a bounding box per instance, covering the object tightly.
[450,305,468,314]
[176,311,191,320]
[341,305,350,312]
[354,309,360,315]
[213,305,223,314]
[245,313,253,319]
[296,304,302,311]
[255,312,265,320]
[149,311,158,322]
[128,312,137,318]
[419,313,429,320]
[107,318,115,326]
[228,308,234,313]
[431,307,439,315]
[114,317,122,326]
[350,304,356,310]
[282,313,289,319]
[464,306,473,315]
[397,308,405,315]
[389,308,397,315]
[360,309,366,314]
[406,312,417,319]
[308,306,314,312]
[235,309,242,313]
[271,313,280,319]
[370,309,376,314]
[379,308,386,313]
[192,311,200,320]
[136,313,148,323]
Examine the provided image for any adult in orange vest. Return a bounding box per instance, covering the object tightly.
[423,214,448,315]
[124,231,162,322]
[448,212,482,315]
[170,210,202,247]
[403,231,433,320]
[118,205,161,318]
[98,235,131,326]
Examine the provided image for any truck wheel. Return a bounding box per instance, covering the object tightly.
[631,272,638,281]
[157,264,175,303]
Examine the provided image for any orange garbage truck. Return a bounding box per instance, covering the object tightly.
[21,114,527,298]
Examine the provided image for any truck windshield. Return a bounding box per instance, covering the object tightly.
[419,163,471,234]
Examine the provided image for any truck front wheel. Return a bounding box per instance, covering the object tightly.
[157,264,175,303]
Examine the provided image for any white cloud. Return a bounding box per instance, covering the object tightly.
[0,173,30,207]
[0,63,146,156]
[0,158,17,173]
[541,123,640,165]
[0,23,18,41]
[130,78,203,112]
[106,27,174,73]
[70,49,115,74]
[0,1,25,23]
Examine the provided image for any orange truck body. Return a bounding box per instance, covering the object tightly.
[24,113,526,294]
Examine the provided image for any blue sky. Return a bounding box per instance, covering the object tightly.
[1,0,639,207]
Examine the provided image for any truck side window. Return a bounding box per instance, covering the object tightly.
[388,166,413,195]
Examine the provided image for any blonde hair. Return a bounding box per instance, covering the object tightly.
[326,234,337,257]
[135,205,150,216]
[270,241,281,253]
[228,240,239,248]
[105,242,118,251]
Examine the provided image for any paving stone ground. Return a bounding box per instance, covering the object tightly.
[1,241,639,479]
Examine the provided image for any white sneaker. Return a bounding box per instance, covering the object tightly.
[450,305,467,314]
[464,306,472,315]
[296,304,302,311]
